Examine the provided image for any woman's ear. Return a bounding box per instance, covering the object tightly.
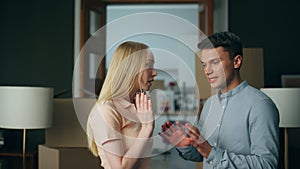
[234,55,242,69]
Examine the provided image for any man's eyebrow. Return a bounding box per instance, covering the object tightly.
[201,58,220,63]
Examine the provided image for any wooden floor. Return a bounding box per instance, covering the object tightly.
[152,148,202,169]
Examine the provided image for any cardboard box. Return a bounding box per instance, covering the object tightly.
[39,145,102,169]
[46,98,96,147]
[40,99,103,169]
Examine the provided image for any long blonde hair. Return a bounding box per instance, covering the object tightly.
[87,41,150,156]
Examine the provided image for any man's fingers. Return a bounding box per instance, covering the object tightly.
[164,127,174,136]
[186,130,199,140]
[169,123,177,133]
[185,123,196,131]
[185,123,200,136]
[166,121,173,128]
[162,124,168,131]
[158,132,169,139]
[176,121,184,130]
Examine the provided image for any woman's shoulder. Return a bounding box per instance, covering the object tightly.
[89,100,117,116]
[96,99,115,108]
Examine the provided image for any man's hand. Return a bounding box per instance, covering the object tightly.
[185,123,212,158]
[159,121,192,147]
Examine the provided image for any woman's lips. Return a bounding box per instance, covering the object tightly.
[147,80,153,86]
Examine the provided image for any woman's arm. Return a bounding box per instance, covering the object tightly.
[103,92,154,169]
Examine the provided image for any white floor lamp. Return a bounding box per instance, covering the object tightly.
[0,86,53,169]
[261,88,300,169]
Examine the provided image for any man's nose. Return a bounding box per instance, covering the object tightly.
[204,65,213,75]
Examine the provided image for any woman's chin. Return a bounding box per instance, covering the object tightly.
[143,85,151,91]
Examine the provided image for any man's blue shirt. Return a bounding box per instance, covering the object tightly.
[177,81,280,169]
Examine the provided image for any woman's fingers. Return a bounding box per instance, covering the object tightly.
[135,92,144,111]
[141,92,148,111]
[135,92,141,110]
[135,90,154,123]
[148,99,152,111]
[136,91,150,111]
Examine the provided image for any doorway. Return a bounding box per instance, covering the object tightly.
[73,0,213,98]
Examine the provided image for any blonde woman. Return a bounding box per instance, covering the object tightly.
[87,41,157,169]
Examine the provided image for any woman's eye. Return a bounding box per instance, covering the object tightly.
[145,63,154,68]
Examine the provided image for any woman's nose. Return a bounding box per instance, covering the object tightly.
[152,69,158,77]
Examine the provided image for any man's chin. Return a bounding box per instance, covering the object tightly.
[210,83,219,89]
[210,83,225,90]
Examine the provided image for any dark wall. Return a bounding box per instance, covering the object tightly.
[0,0,74,153]
[0,0,74,97]
[4,0,297,92]
[229,0,300,87]
[229,1,300,169]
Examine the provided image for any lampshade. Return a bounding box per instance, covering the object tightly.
[0,86,53,129]
[260,88,300,128]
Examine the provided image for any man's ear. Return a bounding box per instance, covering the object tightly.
[233,55,242,69]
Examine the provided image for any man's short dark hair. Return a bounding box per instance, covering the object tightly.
[198,31,243,60]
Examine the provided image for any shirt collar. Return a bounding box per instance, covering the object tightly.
[112,95,132,109]
[112,95,140,122]
[218,81,248,100]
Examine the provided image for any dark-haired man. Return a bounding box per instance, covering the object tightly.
[160,32,279,169]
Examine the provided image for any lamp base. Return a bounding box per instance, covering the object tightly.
[284,128,289,169]
[22,129,26,169]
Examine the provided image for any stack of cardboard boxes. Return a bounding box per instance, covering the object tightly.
[39,98,102,169]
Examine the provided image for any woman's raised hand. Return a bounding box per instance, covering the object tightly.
[135,91,154,124]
